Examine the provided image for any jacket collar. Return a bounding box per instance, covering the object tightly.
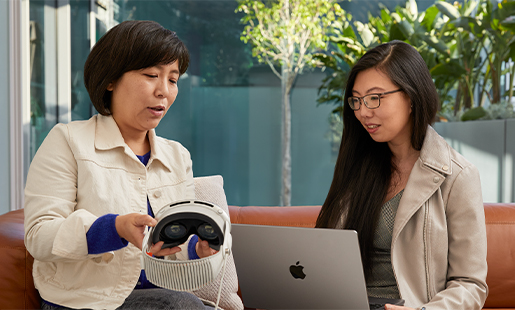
[418,126,452,176]
[392,126,452,243]
[147,129,173,172]
[94,115,172,172]
[94,115,126,150]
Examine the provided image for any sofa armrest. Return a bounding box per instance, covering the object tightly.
[0,209,41,309]
[483,203,515,308]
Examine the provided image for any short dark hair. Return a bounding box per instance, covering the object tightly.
[84,20,190,115]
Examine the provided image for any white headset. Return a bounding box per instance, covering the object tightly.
[141,200,232,309]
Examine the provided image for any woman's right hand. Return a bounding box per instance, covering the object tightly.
[115,213,157,250]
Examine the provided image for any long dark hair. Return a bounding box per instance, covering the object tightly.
[315,41,438,280]
[84,20,190,115]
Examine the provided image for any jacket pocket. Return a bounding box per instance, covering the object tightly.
[52,259,119,295]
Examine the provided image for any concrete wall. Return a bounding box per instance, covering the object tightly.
[434,120,508,203]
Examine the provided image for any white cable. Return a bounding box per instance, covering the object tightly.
[214,249,230,310]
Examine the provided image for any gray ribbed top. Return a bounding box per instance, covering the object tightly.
[366,189,403,299]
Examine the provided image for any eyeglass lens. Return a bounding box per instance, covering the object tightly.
[348,94,380,110]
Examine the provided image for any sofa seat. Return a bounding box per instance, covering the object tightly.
[1,203,514,309]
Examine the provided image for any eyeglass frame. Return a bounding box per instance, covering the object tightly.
[347,89,403,111]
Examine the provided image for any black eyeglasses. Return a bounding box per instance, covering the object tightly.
[347,89,402,110]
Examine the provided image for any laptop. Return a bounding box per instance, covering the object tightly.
[230,224,404,310]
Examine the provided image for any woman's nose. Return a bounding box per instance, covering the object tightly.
[358,102,373,117]
[154,78,169,97]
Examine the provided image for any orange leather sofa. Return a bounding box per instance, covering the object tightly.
[1,203,514,309]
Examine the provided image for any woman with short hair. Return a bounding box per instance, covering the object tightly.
[24,20,217,309]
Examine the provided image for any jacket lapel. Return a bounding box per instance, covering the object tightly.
[392,126,452,243]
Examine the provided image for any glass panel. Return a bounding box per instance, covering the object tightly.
[101,1,337,206]
[62,0,342,206]
[29,0,58,159]
[70,0,95,121]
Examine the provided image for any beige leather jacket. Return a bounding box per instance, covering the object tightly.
[24,115,194,309]
[393,126,488,309]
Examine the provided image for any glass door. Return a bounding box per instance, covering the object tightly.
[29,0,59,159]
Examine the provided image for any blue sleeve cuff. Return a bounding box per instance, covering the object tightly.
[87,214,128,254]
[188,235,200,260]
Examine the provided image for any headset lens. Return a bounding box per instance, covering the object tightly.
[197,223,217,240]
[163,223,187,240]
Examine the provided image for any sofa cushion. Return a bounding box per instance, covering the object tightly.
[192,175,244,310]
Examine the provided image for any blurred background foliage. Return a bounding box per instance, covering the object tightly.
[314,0,515,124]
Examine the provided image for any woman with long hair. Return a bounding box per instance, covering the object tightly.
[316,41,488,310]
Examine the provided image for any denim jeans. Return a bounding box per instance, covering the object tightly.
[41,288,214,310]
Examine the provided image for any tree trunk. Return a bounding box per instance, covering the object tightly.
[281,65,293,206]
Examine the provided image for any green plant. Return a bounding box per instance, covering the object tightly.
[315,0,515,123]
[314,0,448,114]
[236,0,346,206]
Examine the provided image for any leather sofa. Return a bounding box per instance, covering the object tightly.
[1,203,514,309]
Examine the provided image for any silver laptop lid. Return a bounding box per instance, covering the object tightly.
[231,224,370,310]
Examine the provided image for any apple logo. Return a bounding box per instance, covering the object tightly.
[289,261,306,279]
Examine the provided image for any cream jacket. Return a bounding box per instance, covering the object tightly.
[24,115,194,309]
[393,126,488,309]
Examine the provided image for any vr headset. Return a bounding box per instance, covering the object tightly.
[141,200,232,293]
[151,201,225,251]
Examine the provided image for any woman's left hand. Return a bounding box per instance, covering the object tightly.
[385,305,416,310]
[196,239,218,258]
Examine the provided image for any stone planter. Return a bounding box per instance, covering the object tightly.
[434,120,508,203]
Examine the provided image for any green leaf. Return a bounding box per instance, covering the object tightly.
[431,60,467,78]
[390,22,407,41]
[463,0,478,17]
[435,1,460,20]
[359,25,375,47]
[397,20,415,38]
[501,15,515,31]
[450,16,480,33]
[380,8,392,24]
[312,53,337,68]
[461,106,487,121]
[421,5,440,32]
[423,35,450,55]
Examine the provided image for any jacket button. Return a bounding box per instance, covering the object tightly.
[154,191,162,198]
[442,165,448,171]
[433,176,440,183]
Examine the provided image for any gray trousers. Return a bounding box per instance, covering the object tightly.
[41,288,214,310]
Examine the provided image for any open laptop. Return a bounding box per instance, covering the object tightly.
[230,224,404,310]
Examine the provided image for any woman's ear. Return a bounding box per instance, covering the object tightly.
[107,82,115,91]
